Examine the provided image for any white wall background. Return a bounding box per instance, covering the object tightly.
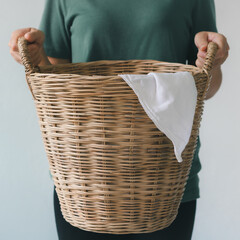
[0,0,239,239]
[192,1,240,239]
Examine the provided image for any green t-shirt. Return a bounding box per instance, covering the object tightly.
[39,0,217,203]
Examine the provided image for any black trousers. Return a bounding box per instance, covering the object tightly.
[54,187,196,240]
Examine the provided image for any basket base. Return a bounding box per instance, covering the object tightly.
[60,206,178,234]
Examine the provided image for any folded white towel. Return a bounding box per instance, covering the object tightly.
[118,72,197,163]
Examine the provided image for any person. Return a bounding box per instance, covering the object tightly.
[9,0,229,239]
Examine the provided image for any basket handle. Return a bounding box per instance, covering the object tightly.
[18,37,40,101]
[202,41,218,74]
[201,42,218,100]
[17,37,40,74]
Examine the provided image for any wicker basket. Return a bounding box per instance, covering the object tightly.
[18,38,217,234]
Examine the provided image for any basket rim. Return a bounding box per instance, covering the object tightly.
[39,58,200,69]
[36,59,203,78]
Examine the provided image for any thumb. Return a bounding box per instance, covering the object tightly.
[194,31,209,51]
[24,28,44,45]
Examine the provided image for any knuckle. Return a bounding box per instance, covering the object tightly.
[9,49,16,55]
[17,59,23,65]
[220,33,227,42]
[218,33,224,38]
[195,59,202,67]
[9,49,14,56]
[10,31,16,38]
[11,29,21,38]
[11,44,17,51]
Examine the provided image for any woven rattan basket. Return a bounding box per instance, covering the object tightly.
[18,38,217,234]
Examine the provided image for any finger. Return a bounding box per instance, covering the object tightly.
[195,59,202,68]
[208,33,229,56]
[197,50,207,59]
[10,50,22,64]
[208,32,224,46]
[214,45,229,65]
[197,55,205,63]
[195,57,205,68]
[9,28,32,51]
[24,29,44,45]
[195,32,209,51]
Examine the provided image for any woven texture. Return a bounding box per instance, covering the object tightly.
[18,38,217,234]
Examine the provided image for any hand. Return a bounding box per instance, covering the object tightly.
[8,28,50,66]
[194,31,229,69]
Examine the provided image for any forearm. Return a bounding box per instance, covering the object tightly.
[205,66,222,100]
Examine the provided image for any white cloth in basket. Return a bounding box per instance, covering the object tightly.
[118,72,197,163]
